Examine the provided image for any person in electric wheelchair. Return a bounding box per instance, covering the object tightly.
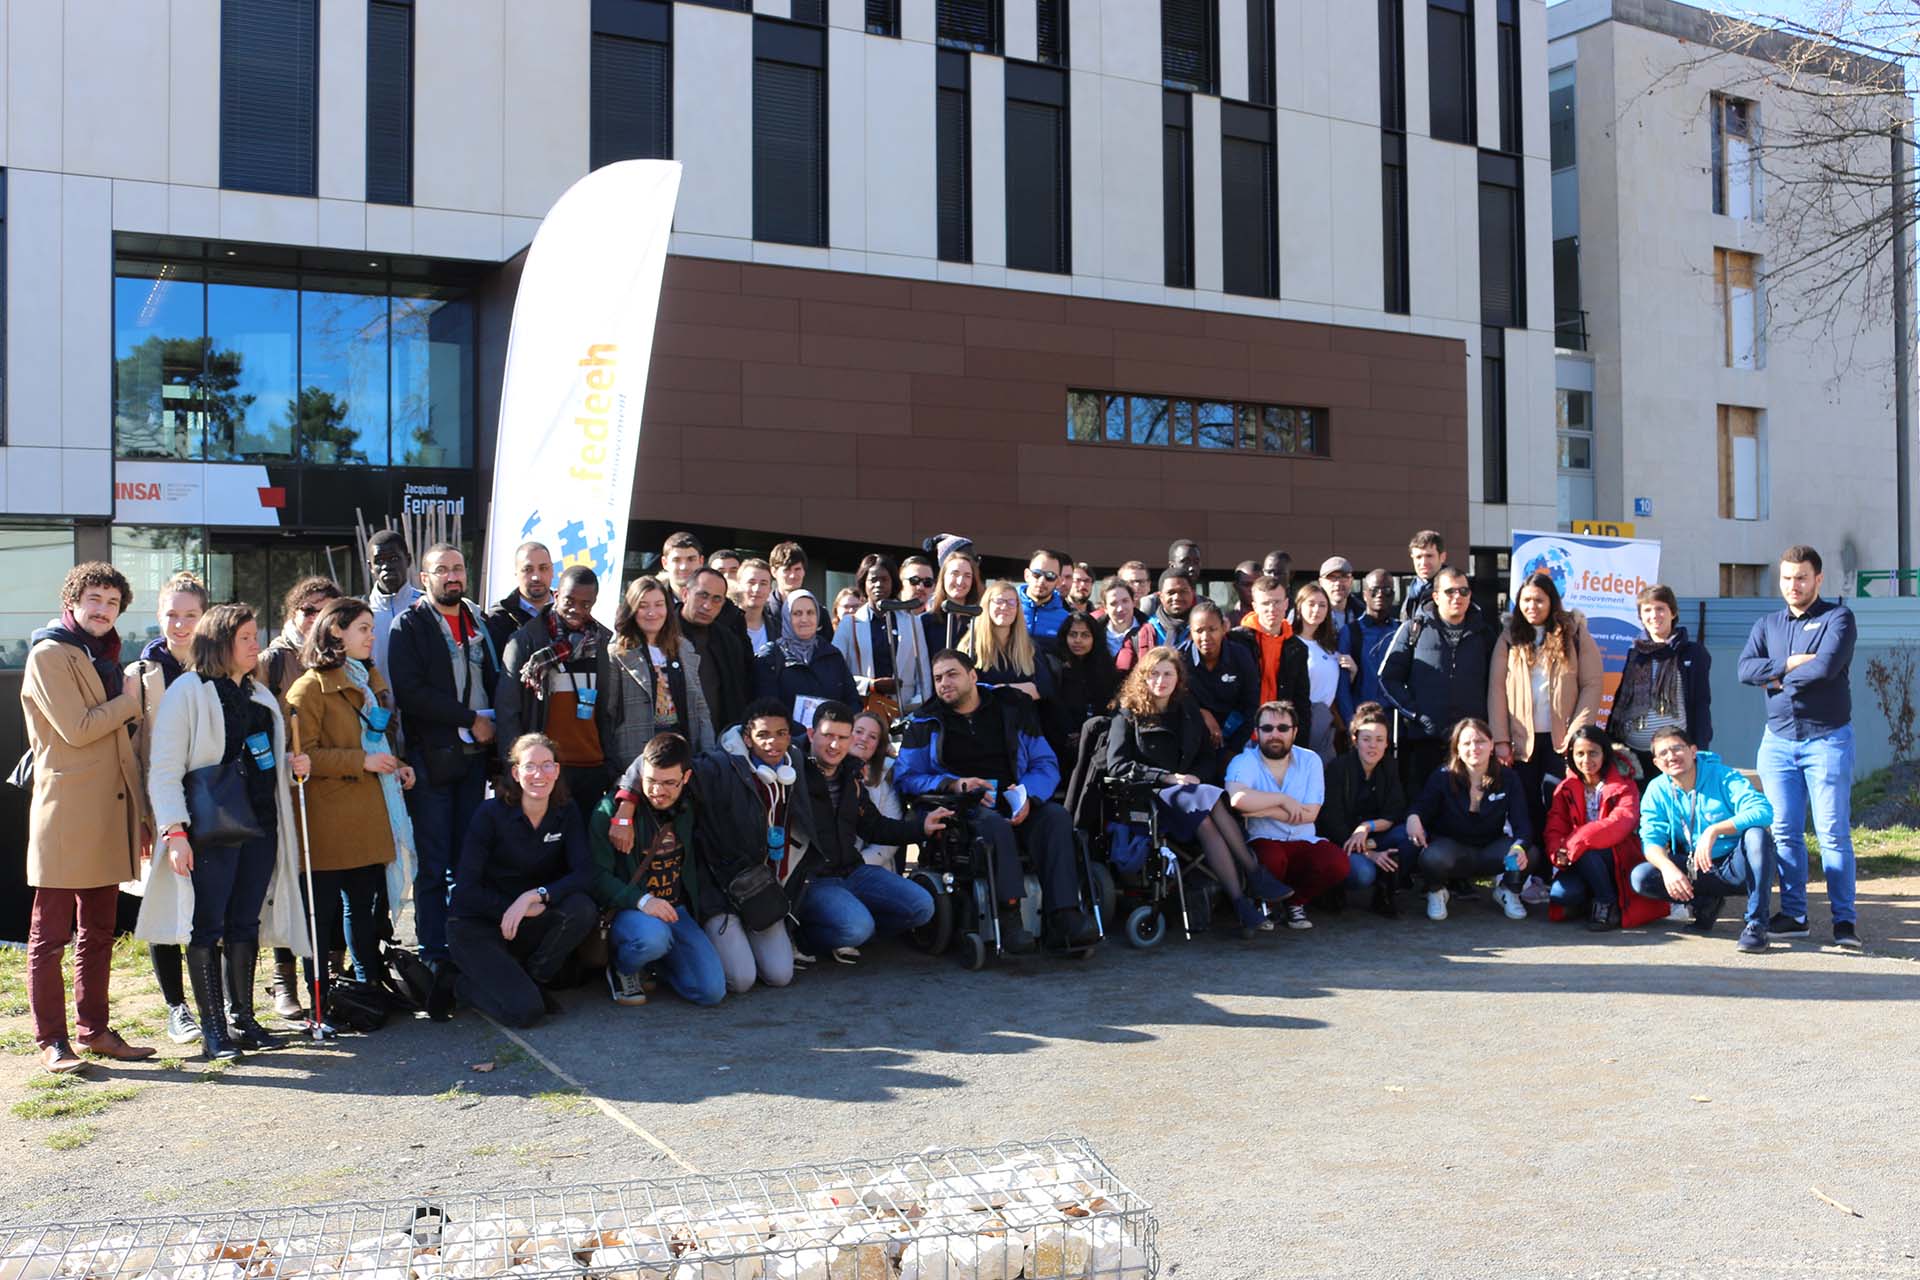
[895,649,1102,956]
[1103,646,1290,939]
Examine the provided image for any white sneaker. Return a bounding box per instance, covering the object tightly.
[1492,882,1528,920]
[1285,904,1313,930]
[831,947,861,965]
[1669,902,1692,922]
[1426,888,1450,921]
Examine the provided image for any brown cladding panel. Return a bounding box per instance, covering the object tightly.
[639,258,1469,568]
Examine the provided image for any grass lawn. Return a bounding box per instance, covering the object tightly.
[1843,762,1920,877]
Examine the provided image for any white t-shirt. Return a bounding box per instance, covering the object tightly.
[1304,641,1340,707]
[1530,639,1552,733]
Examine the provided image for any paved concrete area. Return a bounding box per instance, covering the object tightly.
[4,878,1917,1279]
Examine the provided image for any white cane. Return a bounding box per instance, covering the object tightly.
[289,712,333,1041]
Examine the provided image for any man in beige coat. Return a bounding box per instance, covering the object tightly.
[22,562,157,1072]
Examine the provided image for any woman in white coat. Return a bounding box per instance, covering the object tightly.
[833,554,932,719]
[141,603,311,1062]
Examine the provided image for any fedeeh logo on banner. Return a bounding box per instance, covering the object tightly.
[520,511,619,580]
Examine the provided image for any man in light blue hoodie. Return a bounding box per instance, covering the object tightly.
[1630,726,1777,953]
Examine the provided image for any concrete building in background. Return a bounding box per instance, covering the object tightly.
[0,0,1555,672]
[1548,0,1912,596]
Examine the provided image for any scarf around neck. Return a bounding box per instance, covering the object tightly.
[345,657,416,860]
[35,609,125,697]
[776,590,821,665]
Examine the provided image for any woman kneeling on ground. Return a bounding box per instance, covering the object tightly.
[1541,725,1665,931]
[284,596,416,1025]
[1406,718,1535,923]
[1105,648,1287,939]
[447,733,598,1027]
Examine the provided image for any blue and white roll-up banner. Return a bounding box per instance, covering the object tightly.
[484,160,683,629]
[1509,529,1663,720]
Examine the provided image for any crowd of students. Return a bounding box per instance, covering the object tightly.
[17,526,1864,1070]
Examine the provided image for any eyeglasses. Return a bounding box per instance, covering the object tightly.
[426,567,462,578]
[1257,723,1297,734]
[1362,586,1391,596]
[1440,586,1472,598]
[1027,569,1059,582]
[519,761,560,776]
[298,605,323,617]
[1322,571,1353,581]
[904,576,933,588]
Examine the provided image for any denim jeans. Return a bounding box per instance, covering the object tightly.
[1548,847,1617,913]
[188,828,279,949]
[1757,724,1856,924]
[608,907,726,1007]
[405,755,487,962]
[795,865,936,952]
[1628,825,1776,928]
[1343,824,1417,890]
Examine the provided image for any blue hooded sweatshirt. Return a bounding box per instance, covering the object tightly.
[1639,750,1774,865]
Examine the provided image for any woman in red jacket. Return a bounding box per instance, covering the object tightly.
[1543,725,1663,930]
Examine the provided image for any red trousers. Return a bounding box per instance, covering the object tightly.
[1251,839,1350,903]
[28,885,120,1047]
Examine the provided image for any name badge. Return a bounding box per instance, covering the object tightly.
[244,730,276,772]
[767,825,786,859]
[576,686,598,720]
[543,831,563,843]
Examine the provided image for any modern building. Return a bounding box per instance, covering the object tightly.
[0,0,1554,671]
[1547,0,1913,596]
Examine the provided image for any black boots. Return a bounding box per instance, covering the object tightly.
[224,941,285,1051]
[271,948,306,1020]
[186,946,242,1062]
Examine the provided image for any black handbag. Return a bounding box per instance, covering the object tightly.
[183,759,265,847]
[725,862,789,932]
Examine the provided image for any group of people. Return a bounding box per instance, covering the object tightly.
[18,524,1863,1070]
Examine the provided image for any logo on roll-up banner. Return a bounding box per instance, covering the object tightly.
[1510,529,1663,721]
[484,160,683,629]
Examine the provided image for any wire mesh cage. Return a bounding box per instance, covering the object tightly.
[0,1137,1157,1280]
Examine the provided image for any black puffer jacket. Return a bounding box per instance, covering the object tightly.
[791,759,922,902]
[661,725,819,923]
[1377,601,1497,743]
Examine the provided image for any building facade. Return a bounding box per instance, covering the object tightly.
[0,0,1553,666]
[1548,0,1912,596]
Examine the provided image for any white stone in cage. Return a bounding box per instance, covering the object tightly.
[756,1240,832,1280]
[896,1225,1027,1280]
[584,1239,673,1280]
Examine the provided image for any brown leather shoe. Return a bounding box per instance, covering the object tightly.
[42,1041,87,1074]
[78,1029,157,1062]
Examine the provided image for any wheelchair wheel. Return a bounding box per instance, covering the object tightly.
[1124,903,1166,949]
[1088,861,1119,936]
[962,932,988,971]
[909,871,951,954]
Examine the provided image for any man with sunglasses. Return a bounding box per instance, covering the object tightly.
[1379,566,1497,794]
[1226,700,1350,929]
[1019,548,1072,641]
[898,555,939,615]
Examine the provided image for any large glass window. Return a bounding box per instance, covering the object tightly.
[110,526,210,654]
[301,280,390,465]
[0,527,76,669]
[206,274,298,461]
[1067,390,1326,458]
[391,287,474,468]
[113,256,475,466]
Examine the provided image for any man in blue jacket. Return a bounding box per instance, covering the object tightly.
[1735,545,1861,949]
[1018,548,1072,642]
[896,650,1100,954]
[1630,727,1777,953]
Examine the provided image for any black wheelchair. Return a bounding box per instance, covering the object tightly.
[1063,716,1233,949]
[903,789,1103,970]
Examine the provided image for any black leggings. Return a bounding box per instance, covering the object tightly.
[1192,798,1259,898]
[151,944,186,1007]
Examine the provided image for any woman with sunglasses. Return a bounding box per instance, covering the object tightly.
[284,597,416,1024]
[446,734,598,1027]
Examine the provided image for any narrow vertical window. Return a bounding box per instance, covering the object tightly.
[753,20,828,247]
[1382,134,1410,314]
[1711,94,1756,219]
[590,0,673,170]
[1556,389,1594,525]
[937,0,1001,53]
[1247,0,1274,106]
[1715,248,1760,368]
[1162,0,1218,94]
[1495,0,1520,153]
[866,0,899,36]
[1164,92,1194,288]
[365,0,414,205]
[1478,152,1523,328]
[1482,327,1507,503]
[220,0,319,196]
[1005,63,1070,274]
[1037,0,1067,66]
[1221,102,1277,298]
[1426,0,1473,145]
[1379,0,1406,131]
[936,50,972,263]
[1717,405,1762,519]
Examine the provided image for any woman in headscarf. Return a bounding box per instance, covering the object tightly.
[750,589,859,729]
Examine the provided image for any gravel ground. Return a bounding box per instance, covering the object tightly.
[3,877,1917,1279]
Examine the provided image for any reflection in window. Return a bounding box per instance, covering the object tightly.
[1196,401,1235,449]
[301,283,389,465]
[391,289,473,467]
[1129,395,1169,445]
[114,268,208,460]
[110,526,210,653]
[1064,388,1328,457]
[206,277,297,460]
[0,527,77,669]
